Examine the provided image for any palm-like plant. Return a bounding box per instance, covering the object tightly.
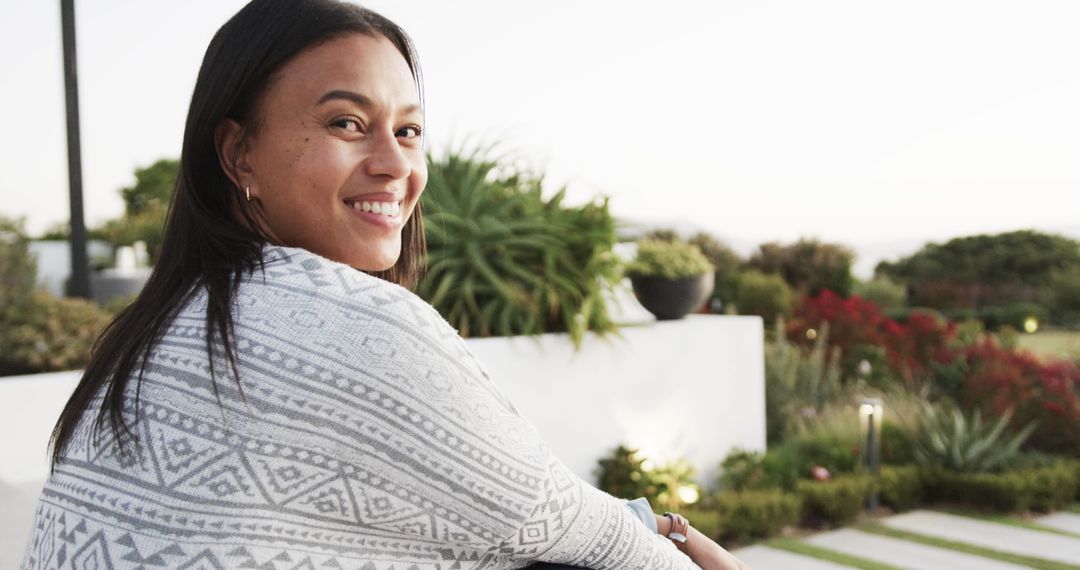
[913,404,1036,473]
[418,146,620,346]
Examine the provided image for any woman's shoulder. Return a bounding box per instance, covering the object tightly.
[236,244,454,339]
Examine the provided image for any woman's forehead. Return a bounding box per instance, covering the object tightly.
[271,33,419,110]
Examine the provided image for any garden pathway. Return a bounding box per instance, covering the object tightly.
[803,527,1031,569]
[1037,512,1080,535]
[882,510,1080,565]
[731,545,853,569]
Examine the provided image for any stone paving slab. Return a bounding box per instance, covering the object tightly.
[730,545,856,569]
[804,528,1031,570]
[1036,512,1080,536]
[883,510,1080,565]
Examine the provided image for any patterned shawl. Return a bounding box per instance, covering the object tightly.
[22,246,698,569]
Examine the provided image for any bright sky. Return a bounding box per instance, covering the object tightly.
[2,0,1078,277]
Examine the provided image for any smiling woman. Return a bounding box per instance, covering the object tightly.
[20,1,747,569]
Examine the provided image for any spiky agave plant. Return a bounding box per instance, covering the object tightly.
[913,404,1036,473]
[418,146,620,346]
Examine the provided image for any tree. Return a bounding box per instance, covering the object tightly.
[875,230,1080,310]
[121,159,179,216]
[688,231,743,307]
[746,238,855,297]
[0,216,36,320]
[735,270,793,325]
[97,158,179,261]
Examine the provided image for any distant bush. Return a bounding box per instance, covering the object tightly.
[961,340,1080,456]
[714,490,802,541]
[747,238,855,297]
[593,445,698,511]
[853,277,907,313]
[1,290,112,373]
[978,302,1049,331]
[878,465,924,512]
[923,462,1077,512]
[681,507,723,541]
[1050,269,1080,327]
[735,270,792,325]
[796,474,873,527]
[763,318,842,444]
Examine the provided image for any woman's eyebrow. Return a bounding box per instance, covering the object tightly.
[316,89,422,116]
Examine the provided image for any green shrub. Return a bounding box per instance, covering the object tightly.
[627,239,714,280]
[735,270,793,325]
[926,468,1032,512]
[796,474,873,526]
[688,232,743,309]
[764,317,841,444]
[594,445,652,501]
[1050,269,1080,327]
[1023,462,1078,511]
[419,147,621,345]
[880,421,918,466]
[1,290,112,373]
[682,507,724,541]
[878,465,924,512]
[593,445,699,511]
[717,449,766,492]
[913,404,1035,473]
[979,302,1049,331]
[758,432,859,491]
[854,277,907,313]
[714,490,802,541]
[922,462,1077,512]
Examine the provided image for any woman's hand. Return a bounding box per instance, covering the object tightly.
[655,515,753,570]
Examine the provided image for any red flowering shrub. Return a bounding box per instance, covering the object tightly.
[788,290,956,387]
[960,340,1080,455]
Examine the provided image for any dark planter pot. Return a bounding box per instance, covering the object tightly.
[630,272,715,320]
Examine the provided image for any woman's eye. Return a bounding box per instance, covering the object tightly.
[396,125,423,139]
[330,117,362,133]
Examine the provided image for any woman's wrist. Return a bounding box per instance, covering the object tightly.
[653,513,751,570]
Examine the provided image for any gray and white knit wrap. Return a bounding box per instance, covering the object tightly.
[22,245,699,569]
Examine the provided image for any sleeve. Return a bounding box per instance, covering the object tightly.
[493,452,702,569]
[257,259,700,568]
[334,279,699,568]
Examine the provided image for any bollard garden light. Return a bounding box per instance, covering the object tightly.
[859,398,883,510]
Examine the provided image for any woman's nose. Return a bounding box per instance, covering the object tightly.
[364,132,410,180]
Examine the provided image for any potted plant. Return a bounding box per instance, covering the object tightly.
[626,239,715,320]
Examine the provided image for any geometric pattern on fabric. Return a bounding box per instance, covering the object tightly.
[21,245,698,569]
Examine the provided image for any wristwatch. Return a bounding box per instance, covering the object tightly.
[663,512,689,551]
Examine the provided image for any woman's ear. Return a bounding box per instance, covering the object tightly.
[214,118,254,189]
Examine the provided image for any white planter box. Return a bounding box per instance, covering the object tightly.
[0,317,765,488]
[465,314,766,485]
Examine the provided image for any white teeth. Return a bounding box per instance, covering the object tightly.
[349,200,401,217]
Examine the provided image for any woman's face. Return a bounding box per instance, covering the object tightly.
[236,33,425,271]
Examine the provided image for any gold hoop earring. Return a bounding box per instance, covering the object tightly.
[244,186,251,202]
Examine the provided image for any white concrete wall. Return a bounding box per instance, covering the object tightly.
[465,315,766,485]
[27,240,112,297]
[0,317,765,488]
[0,370,81,484]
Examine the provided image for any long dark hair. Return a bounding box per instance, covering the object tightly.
[49,0,426,468]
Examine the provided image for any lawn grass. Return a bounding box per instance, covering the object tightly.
[764,537,902,570]
[1067,504,1080,515]
[938,507,1080,539]
[1018,330,1080,361]
[855,521,1080,570]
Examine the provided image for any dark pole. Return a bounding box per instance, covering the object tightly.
[61,0,90,298]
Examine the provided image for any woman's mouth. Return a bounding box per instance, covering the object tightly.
[344,199,402,217]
